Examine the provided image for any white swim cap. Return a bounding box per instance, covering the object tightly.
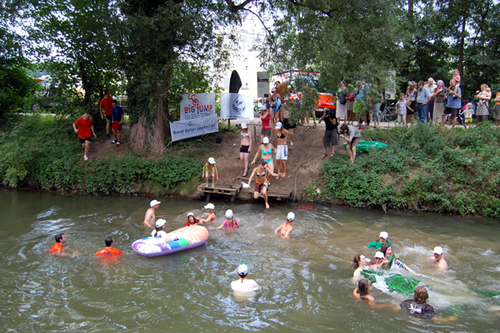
[379,231,389,239]
[155,219,166,228]
[433,246,444,255]
[375,251,384,259]
[150,199,161,207]
[186,212,195,218]
[237,264,248,275]
[275,122,283,129]
[204,203,215,210]
[225,209,233,218]
[263,137,269,144]
[259,104,266,111]
[287,212,295,221]
[241,123,247,129]
[208,157,216,164]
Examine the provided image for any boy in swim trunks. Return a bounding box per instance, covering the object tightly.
[271,122,292,179]
[73,111,97,161]
[111,100,124,146]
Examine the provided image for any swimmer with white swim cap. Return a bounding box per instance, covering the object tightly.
[151,219,169,241]
[431,246,448,271]
[274,212,295,239]
[231,264,260,293]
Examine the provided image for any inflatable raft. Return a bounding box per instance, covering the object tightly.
[342,140,388,153]
[132,225,209,257]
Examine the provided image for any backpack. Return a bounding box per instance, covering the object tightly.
[339,93,347,105]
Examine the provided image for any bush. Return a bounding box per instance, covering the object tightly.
[0,115,203,194]
[321,123,500,218]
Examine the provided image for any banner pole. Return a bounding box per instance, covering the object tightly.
[228,119,230,130]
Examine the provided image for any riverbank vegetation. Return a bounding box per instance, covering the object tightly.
[320,123,500,218]
[0,116,203,195]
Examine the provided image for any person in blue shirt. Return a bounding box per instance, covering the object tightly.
[416,81,432,123]
[442,79,462,129]
[111,100,124,146]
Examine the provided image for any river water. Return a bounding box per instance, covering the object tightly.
[1,188,500,332]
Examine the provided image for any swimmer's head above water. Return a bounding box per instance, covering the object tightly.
[379,231,389,243]
[414,286,429,304]
[352,254,368,269]
[237,264,249,278]
[287,212,295,222]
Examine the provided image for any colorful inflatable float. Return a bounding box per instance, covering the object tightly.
[342,140,388,153]
[132,225,209,257]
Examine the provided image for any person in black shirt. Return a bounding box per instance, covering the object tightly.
[400,286,457,322]
[318,108,338,159]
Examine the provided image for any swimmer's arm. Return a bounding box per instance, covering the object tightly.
[283,227,293,240]
[251,147,261,165]
[248,130,252,152]
[265,165,278,178]
[368,301,401,311]
[271,144,277,154]
[216,223,225,230]
[431,315,457,322]
[215,165,218,180]
[366,241,377,248]
[274,224,282,236]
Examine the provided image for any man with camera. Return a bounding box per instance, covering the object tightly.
[319,108,338,159]
[339,124,362,163]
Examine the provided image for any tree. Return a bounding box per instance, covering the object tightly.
[121,0,248,154]
[29,0,124,115]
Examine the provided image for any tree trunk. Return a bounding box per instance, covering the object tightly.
[129,88,170,156]
[458,1,468,74]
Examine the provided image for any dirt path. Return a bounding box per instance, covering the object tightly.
[203,119,350,202]
[87,124,130,160]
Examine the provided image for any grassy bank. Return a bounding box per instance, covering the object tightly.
[0,115,203,195]
[317,123,500,218]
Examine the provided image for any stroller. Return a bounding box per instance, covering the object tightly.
[444,109,465,125]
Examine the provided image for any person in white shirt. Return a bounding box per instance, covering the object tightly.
[231,264,260,293]
[151,219,169,241]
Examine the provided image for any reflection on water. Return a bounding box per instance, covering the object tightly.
[0,188,499,332]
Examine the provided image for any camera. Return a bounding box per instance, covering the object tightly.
[328,110,336,119]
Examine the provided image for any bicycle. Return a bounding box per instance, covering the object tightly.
[380,102,397,127]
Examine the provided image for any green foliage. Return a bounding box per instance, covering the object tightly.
[0,116,203,194]
[321,123,500,217]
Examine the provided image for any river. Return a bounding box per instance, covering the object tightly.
[1,188,499,332]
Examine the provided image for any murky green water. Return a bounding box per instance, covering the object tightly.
[1,188,500,332]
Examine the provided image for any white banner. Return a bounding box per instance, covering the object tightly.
[220,92,254,119]
[180,93,216,121]
[170,114,219,142]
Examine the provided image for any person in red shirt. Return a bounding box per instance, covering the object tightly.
[73,111,97,161]
[48,233,66,254]
[95,236,125,256]
[185,212,199,227]
[99,90,114,139]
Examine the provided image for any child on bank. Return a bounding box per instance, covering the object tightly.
[202,157,218,188]
[216,209,239,230]
[73,111,97,161]
[395,93,408,127]
[111,100,124,146]
[453,69,461,87]
[464,102,474,129]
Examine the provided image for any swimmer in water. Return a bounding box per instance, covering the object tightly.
[400,286,457,321]
[198,203,216,223]
[366,231,393,250]
[231,264,260,293]
[48,233,80,257]
[353,278,401,310]
[216,209,239,230]
[431,246,449,271]
[369,251,385,268]
[144,199,161,228]
[151,219,169,241]
[274,212,294,239]
[380,244,399,268]
[352,254,370,283]
[95,236,125,256]
[184,212,199,227]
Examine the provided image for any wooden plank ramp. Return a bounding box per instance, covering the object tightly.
[198,184,241,203]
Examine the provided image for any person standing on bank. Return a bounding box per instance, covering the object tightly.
[475,84,491,124]
[416,80,431,123]
[111,100,124,146]
[271,122,291,179]
[339,124,362,163]
[73,111,97,161]
[239,123,252,177]
[442,79,461,129]
[99,90,114,139]
[319,108,338,159]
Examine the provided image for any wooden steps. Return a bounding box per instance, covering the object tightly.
[198,184,241,203]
